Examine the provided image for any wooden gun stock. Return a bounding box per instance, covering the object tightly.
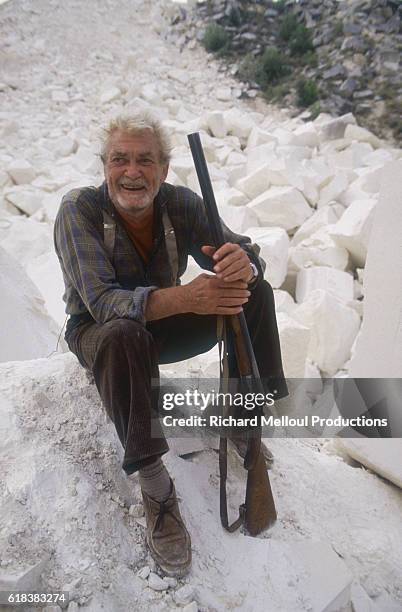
[187,131,277,536]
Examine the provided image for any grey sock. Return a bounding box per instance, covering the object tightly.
[139,458,172,502]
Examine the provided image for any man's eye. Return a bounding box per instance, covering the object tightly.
[111,156,126,164]
[140,158,154,165]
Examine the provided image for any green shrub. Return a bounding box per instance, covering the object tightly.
[265,83,290,102]
[333,20,343,36]
[274,0,287,15]
[309,101,322,120]
[256,47,289,88]
[279,14,299,41]
[228,6,242,27]
[238,53,258,83]
[202,24,229,53]
[300,50,318,68]
[290,25,314,55]
[297,78,319,107]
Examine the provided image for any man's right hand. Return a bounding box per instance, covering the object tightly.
[183,273,250,315]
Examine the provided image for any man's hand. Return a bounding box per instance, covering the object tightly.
[201,243,254,284]
[184,273,250,315]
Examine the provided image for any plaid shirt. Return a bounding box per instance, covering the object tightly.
[54,181,266,328]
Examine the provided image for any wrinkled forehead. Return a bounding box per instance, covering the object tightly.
[106,129,161,159]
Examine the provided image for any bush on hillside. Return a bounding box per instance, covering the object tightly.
[297,78,319,107]
[265,83,291,102]
[202,24,229,53]
[238,53,258,83]
[290,24,314,55]
[275,0,287,14]
[279,14,299,41]
[256,47,289,88]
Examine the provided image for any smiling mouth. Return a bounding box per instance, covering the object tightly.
[120,185,146,192]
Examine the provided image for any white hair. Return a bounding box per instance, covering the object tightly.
[100,111,172,164]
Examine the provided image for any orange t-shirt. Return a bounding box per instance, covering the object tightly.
[116,209,154,264]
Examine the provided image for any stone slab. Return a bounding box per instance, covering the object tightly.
[336,439,402,490]
[349,162,402,379]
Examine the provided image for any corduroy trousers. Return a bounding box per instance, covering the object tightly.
[65,280,287,474]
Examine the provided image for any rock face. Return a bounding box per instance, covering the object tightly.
[292,289,361,375]
[348,161,402,378]
[349,161,402,436]
[173,0,401,144]
[0,247,60,363]
[248,185,312,231]
[336,439,402,489]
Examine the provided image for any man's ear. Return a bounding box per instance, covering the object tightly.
[100,155,106,175]
[162,163,169,182]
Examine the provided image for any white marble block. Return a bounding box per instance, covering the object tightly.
[315,113,356,141]
[290,123,319,148]
[273,290,297,316]
[0,247,59,362]
[53,135,77,157]
[205,110,228,139]
[4,186,43,216]
[277,312,311,378]
[344,124,382,148]
[235,163,271,199]
[219,203,259,234]
[290,228,349,272]
[72,145,102,176]
[246,126,276,149]
[296,266,354,303]
[336,440,402,489]
[215,187,248,208]
[170,155,194,183]
[224,108,256,141]
[100,86,121,104]
[292,289,361,375]
[246,227,289,288]
[276,145,312,162]
[292,204,345,246]
[0,215,53,266]
[317,172,352,208]
[247,186,312,232]
[349,161,402,394]
[329,198,377,267]
[6,159,36,185]
[246,143,277,174]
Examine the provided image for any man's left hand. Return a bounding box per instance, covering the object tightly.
[201,243,254,284]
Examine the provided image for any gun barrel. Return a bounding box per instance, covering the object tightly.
[187,132,225,248]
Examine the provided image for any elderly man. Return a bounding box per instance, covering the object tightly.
[54,111,287,576]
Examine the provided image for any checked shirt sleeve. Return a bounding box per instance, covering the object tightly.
[54,191,156,325]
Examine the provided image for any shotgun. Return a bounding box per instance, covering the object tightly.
[187,131,277,535]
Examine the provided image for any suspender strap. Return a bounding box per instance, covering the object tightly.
[162,207,179,285]
[102,209,116,262]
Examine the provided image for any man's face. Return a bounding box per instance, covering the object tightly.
[104,129,168,217]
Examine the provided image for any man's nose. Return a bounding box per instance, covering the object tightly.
[125,160,142,177]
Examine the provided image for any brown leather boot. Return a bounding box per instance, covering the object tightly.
[141,481,192,576]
